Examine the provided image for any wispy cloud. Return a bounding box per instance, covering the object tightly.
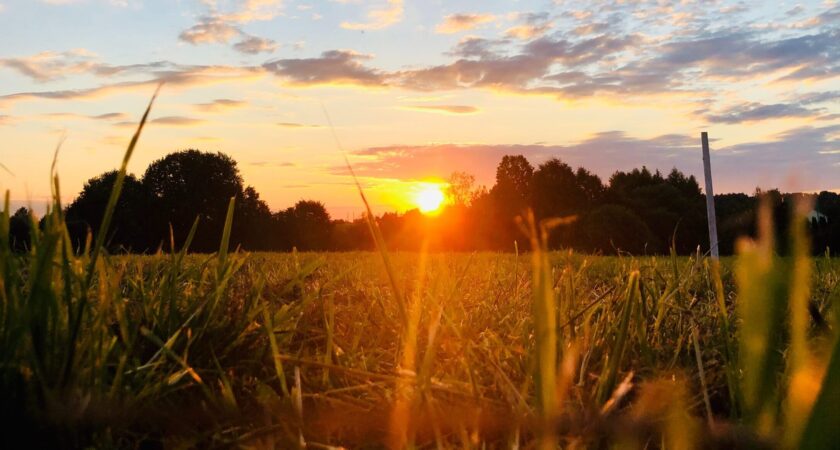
[435,13,496,34]
[216,0,284,23]
[340,0,403,31]
[341,126,840,192]
[179,1,283,53]
[705,103,818,124]
[394,34,642,93]
[233,36,278,54]
[263,50,385,86]
[149,116,205,126]
[404,105,478,114]
[193,98,248,112]
[42,111,129,121]
[91,112,128,120]
[277,122,322,128]
[0,49,99,82]
[1,65,264,104]
[504,12,553,40]
[179,16,241,44]
[115,115,205,127]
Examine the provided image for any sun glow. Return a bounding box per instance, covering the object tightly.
[413,184,446,214]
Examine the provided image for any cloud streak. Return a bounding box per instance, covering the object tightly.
[705,103,818,124]
[193,98,247,112]
[0,64,264,104]
[263,50,385,86]
[340,0,403,31]
[0,49,99,82]
[277,122,322,128]
[435,13,496,34]
[341,126,840,193]
[404,105,478,114]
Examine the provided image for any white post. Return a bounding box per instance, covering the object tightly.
[701,132,719,259]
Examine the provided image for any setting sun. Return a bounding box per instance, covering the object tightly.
[413,184,446,214]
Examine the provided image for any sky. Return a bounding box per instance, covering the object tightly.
[0,0,838,218]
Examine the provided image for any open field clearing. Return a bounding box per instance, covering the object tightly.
[2,195,839,447]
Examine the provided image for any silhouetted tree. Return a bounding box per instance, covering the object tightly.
[530,159,605,248]
[493,155,533,202]
[9,207,31,253]
[142,150,244,252]
[531,158,580,218]
[233,186,274,251]
[56,149,838,256]
[490,155,534,249]
[814,191,839,254]
[446,172,477,207]
[604,167,705,253]
[66,171,151,251]
[280,200,332,251]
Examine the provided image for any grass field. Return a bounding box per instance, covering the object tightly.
[2,98,838,449]
[2,201,839,448]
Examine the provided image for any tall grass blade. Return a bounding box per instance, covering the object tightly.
[63,86,161,387]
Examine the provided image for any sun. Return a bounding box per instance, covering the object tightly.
[414,184,446,214]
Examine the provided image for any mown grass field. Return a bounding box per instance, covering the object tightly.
[2,97,838,449]
[2,212,839,448]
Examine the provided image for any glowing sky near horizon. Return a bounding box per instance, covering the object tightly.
[0,0,838,217]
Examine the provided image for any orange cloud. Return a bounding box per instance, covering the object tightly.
[277,122,322,128]
[114,115,204,127]
[179,1,283,53]
[341,0,403,31]
[435,13,496,34]
[0,49,99,82]
[179,16,240,44]
[193,98,248,112]
[150,116,205,126]
[41,111,129,121]
[404,105,479,114]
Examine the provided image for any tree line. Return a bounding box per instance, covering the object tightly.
[7,149,839,255]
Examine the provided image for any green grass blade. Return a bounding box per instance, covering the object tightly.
[63,85,160,387]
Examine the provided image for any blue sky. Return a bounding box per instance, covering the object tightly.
[1,0,838,215]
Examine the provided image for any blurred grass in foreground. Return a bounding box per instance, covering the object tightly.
[0,95,838,449]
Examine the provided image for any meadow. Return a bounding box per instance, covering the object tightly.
[1,96,838,449]
[1,197,839,448]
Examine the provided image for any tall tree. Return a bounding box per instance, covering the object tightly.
[142,150,244,252]
[445,172,477,207]
[65,171,151,251]
[604,167,705,253]
[490,155,534,249]
[281,200,333,251]
[233,186,275,251]
[8,207,31,253]
[531,159,605,248]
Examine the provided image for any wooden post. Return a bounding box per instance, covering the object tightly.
[701,132,719,259]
